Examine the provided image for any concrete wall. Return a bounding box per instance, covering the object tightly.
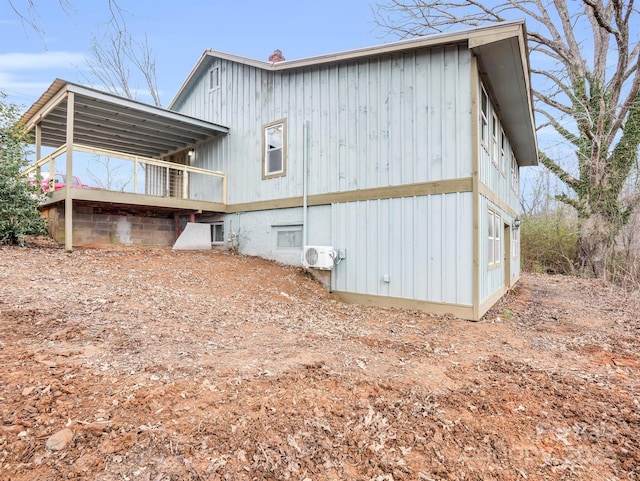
[223,205,332,265]
[42,205,175,247]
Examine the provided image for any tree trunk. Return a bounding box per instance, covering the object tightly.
[575,212,617,279]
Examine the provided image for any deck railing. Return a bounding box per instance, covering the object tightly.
[23,143,227,205]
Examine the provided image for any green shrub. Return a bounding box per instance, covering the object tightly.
[520,211,577,275]
[0,95,47,245]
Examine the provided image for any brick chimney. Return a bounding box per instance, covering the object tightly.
[268,49,285,63]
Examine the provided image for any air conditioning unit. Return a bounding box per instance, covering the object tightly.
[301,246,336,270]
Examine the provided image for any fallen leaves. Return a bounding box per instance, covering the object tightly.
[0,244,639,480]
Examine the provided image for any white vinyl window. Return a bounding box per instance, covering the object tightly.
[274,225,302,250]
[211,222,224,245]
[480,87,489,150]
[500,128,507,175]
[511,151,519,192]
[491,112,499,168]
[488,209,501,267]
[263,119,286,178]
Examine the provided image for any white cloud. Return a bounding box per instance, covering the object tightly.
[0,51,86,105]
[0,51,85,71]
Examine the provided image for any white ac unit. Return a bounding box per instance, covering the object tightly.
[301,246,336,270]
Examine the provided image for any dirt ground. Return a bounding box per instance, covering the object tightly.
[1,242,638,481]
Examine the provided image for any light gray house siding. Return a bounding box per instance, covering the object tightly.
[332,193,473,306]
[477,77,523,311]
[167,21,537,320]
[173,45,472,203]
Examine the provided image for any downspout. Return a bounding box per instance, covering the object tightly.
[302,121,309,247]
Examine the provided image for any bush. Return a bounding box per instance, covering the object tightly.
[520,210,577,275]
[0,95,47,245]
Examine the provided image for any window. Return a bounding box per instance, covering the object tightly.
[263,119,286,178]
[512,228,519,258]
[511,151,519,192]
[211,222,224,245]
[491,112,499,167]
[480,87,489,149]
[274,225,302,250]
[500,128,506,175]
[209,67,219,90]
[488,209,501,266]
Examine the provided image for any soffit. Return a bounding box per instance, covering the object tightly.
[21,80,229,159]
[471,29,538,166]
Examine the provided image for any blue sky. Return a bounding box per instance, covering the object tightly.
[1,1,384,109]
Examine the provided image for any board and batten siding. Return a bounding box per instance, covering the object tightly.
[478,87,521,214]
[477,78,522,305]
[173,45,473,206]
[332,193,473,306]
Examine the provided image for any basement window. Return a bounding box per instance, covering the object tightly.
[274,225,302,250]
[263,119,286,178]
[211,222,224,245]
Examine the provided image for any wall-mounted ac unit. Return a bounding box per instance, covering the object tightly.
[301,246,336,270]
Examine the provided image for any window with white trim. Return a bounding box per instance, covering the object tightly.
[263,119,286,178]
[511,151,519,192]
[512,227,519,258]
[480,87,489,150]
[491,112,499,167]
[488,209,501,266]
[500,128,507,175]
[211,222,224,245]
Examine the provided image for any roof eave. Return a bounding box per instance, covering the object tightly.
[471,24,538,166]
[169,20,533,109]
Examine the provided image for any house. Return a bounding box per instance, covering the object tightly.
[21,20,537,320]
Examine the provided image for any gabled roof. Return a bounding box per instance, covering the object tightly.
[21,80,229,159]
[170,20,538,166]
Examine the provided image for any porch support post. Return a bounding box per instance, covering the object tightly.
[35,124,42,178]
[64,92,75,252]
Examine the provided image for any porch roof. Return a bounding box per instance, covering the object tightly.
[20,79,229,159]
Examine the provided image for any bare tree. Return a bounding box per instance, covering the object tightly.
[86,156,132,192]
[84,29,162,107]
[374,1,640,279]
[7,0,161,106]
[7,0,123,36]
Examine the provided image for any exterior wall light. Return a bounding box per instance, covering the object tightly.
[513,217,521,229]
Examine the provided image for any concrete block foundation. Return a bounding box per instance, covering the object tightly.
[42,204,177,248]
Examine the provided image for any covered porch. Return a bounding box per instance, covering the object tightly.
[20,80,229,250]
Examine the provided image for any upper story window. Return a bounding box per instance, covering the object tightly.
[511,151,519,192]
[263,119,286,178]
[209,67,220,90]
[491,112,499,167]
[500,128,507,175]
[480,87,489,150]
